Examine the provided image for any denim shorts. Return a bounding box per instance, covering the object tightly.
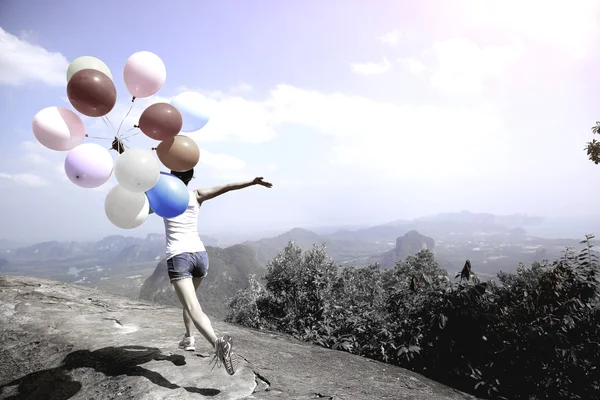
[167,251,209,282]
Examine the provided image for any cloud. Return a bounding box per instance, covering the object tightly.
[264,84,507,179]
[456,0,600,58]
[419,38,521,93]
[386,1,599,94]
[94,83,522,182]
[350,58,392,75]
[377,30,405,46]
[396,38,521,94]
[190,95,276,143]
[199,149,246,171]
[398,58,427,74]
[278,179,323,187]
[0,172,49,188]
[229,82,253,94]
[0,27,69,86]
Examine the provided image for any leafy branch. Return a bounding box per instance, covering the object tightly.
[585,121,600,164]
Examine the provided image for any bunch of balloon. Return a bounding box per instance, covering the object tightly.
[30,50,212,230]
[111,51,210,227]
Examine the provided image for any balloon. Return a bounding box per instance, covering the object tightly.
[67,56,113,82]
[64,143,114,188]
[155,135,200,172]
[123,51,166,98]
[114,148,160,192]
[67,69,117,117]
[104,184,149,229]
[170,92,211,132]
[145,172,190,218]
[138,103,183,141]
[32,107,86,151]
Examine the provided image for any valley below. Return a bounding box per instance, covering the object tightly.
[0,211,594,319]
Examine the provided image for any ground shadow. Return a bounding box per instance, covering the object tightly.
[0,345,220,399]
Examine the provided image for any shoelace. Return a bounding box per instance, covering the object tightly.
[209,339,236,373]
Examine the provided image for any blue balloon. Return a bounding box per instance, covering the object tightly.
[145,172,189,218]
[170,92,210,132]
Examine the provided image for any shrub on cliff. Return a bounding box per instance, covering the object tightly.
[227,237,600,400]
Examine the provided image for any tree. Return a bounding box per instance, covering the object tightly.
[260,241,339,333]
[585,121,600,164]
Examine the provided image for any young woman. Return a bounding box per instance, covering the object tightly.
[165,168,272,375]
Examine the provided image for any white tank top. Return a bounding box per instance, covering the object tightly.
[163,191,206,260]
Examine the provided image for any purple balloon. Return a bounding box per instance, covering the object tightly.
[64,143,114,188]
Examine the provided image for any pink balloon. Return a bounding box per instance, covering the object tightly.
[123,51,166,98]
[32,107,86,151]
[64,143,114,188]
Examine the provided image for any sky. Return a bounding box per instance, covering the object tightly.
[1,0,600,243]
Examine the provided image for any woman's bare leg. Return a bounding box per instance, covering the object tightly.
[182,277,203,337]
[172,277,218,347]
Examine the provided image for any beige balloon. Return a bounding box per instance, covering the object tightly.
[156,135,200,172]
[66,56,113,82]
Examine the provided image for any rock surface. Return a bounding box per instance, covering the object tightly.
[0,275,478,400]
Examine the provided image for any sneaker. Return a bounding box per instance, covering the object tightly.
[178,334,195,351]
[212,335,235,375]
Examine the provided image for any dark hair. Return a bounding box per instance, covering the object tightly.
[171,169,194,185]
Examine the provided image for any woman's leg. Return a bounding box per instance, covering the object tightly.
[172,277,218,347]
[182,277,203,337]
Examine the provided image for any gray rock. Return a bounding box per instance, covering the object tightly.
[0,275,478,400]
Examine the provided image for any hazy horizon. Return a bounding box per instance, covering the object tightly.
[3,210,599,246]
[2,1,600,245]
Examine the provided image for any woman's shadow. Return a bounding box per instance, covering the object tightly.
[0,345,220,399]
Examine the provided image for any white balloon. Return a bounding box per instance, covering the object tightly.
[67,56,113,82]
[114,148,160,192]
[104,184,149,229]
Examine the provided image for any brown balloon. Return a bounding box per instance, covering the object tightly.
[138,103,183,141]
[156,135,200,172]
[66,69,117,117]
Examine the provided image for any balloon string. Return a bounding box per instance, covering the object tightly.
[102,116,117,134]
[85,134,108,140]
[116,101,135,140]
[100,116,113,135]
[121,131,141,141]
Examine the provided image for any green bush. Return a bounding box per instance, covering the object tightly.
[227,236,600,400]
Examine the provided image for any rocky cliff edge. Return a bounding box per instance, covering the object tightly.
[0,276,478,400]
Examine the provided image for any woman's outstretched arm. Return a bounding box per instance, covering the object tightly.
[194,177,272,203]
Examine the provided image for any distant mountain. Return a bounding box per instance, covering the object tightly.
[139,244,265,320]
[369,230,436,268]
[7,233,220,265]
[243,227,391,265]
[327,224,408,244]
[327,211,543,244]
[415,211,543,228]
[0,239,26,251]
